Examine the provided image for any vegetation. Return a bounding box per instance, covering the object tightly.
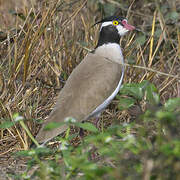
[0,0,180,179]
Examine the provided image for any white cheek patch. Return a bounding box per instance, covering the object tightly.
[100,21,129,36]
[116,25,129,36]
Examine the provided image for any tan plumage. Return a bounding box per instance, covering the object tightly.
[36,52,123,144]
[35,16,135,144]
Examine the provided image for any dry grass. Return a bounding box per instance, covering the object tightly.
[0,0,180,176]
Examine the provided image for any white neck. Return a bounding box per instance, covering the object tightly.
[95,43,124,64]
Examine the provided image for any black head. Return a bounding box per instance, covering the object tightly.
[94,16,135,48]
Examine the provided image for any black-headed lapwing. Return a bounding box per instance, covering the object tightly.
[35,16,135,144]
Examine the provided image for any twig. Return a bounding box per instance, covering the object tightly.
[124,62,180,80]
[76,43,180,80]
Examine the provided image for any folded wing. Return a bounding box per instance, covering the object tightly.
[35,53,122,143]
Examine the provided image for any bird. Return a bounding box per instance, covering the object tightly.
[35,16,135,145]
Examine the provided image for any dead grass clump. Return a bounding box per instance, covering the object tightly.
[0,0,98,153]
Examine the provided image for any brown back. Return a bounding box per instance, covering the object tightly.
[36,53,122,143]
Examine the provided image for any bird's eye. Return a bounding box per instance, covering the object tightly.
[112,20,119,26]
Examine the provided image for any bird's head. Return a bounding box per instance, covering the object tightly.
[94,16,135,47]
[95,16,135,36]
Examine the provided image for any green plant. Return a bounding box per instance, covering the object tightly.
[3,81,179,180]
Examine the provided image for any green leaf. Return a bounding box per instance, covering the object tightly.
[164,98,180,111]
[138,80,149,89]
[9,10,26,21]
[74,122,98,133]
[79,41,89,47]
[44,122,65,131]
[0,121,15,129]
[127,56,136,65]
[120,83,144,100]
[60,71,68,81]
[154,29,162,37]
[13,113,24,122]
[146,83,160,105]
[119,81,160,104]
[118,97,136,110]
[160,140,180,158]
[102,3,116,16]
[136,35,146,45]
[15,147,51,157]
[167,11,179,21]
[156,110,174,121]
[15,150,33,157]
